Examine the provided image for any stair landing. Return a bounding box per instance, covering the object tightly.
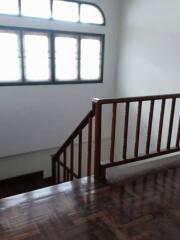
[1,163,180,239]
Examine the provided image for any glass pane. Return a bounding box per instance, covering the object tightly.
[80,4,104,24]
[0,0,19,15]
[21,0,51,19]
[24,33,50,81]
[81,38,101,80]
[0,31,21,82]
[53,0,79,22]
[55,36,78,81]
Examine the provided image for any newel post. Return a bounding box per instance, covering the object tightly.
[93,98,104,179]
[51,155,56,184]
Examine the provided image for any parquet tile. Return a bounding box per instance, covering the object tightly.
[1,163,180,239]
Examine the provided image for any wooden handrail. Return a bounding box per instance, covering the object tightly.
[52,93,180,184]
[93,93,180,104]
[93,93,180,178]
[54,109,95,159]
[52,107,95,184]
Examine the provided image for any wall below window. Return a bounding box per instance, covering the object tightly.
[0,0,120,158]
[0,136,179,181]
[0,138,111,180]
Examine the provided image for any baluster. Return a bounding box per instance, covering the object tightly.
[57,157,60,183]
[78,130,82,178]
[167,98,176,149]
[70,141,74,181]
[134,101,142,157]
[157,99,166,152]
[94,102,102,178]
[55,158,59,184]
[110,103,117,163]
[67,169,70,181]
[87,116,92,176]
[51,156,56,184]
[123,102,130,160]
[176,117,180,148]
[66,168,68,182]
[68,169,71,181]
[146,100,154,154]
[63,150,66,182]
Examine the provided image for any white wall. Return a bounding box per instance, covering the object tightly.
[114,0,180,161]
[1,0,180,180]
[0,138,111,180]
[116,0,180,97]
[0,0,120,158]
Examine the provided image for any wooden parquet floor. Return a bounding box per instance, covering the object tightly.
[1,163,180,239]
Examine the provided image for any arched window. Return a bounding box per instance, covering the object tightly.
[0,0,105,25]
[80,3,105,25]
[0,1,105,86]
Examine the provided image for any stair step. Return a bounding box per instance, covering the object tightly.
[0,171,47,199]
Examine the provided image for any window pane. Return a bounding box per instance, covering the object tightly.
[55,36,78,81]
[0,31,21,82]
[53,0,79,22]
[81,38,101,80]
[80,4,104,24]
[21,0,51,19]
[24,33,50,81]
[0,0,19,15]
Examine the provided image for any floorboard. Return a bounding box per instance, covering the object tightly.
[1,162,180,239]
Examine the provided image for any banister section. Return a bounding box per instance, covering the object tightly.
[52,108,95,184]
[95,93,180,104]
[99,93,180,175]
[52,93,180,183]
[54,110,95,158]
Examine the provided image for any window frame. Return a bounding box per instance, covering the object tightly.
[0,25,105,86]
[0,0,106,26]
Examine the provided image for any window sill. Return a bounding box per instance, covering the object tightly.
[0,80,103,87]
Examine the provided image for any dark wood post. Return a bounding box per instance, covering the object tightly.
[93,99,103,178]
[51,155,56,184]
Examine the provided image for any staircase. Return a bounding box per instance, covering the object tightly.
[0,171,50,199]
[0,94,179,199]
[52,93,180,184]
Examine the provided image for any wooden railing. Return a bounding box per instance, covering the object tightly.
[52,93,180,184]
[52,107,95,184]
[94,93,180,177]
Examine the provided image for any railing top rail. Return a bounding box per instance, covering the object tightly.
[54,109,95,159]
[93,93,180,105]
